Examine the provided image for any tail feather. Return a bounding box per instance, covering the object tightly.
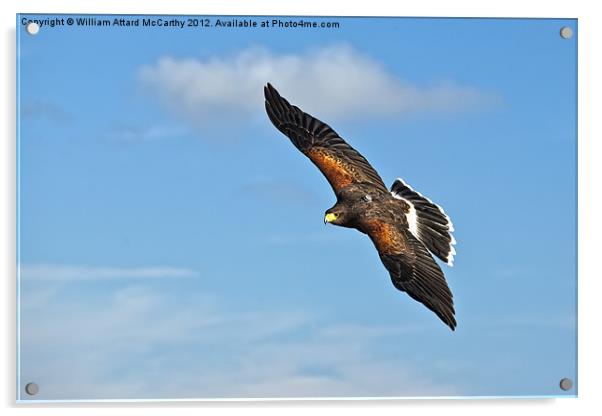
[391,178,456,266]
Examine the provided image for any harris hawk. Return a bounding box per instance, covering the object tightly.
[264,83,457,330]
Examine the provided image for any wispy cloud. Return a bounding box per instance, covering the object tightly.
[20,263,199,281]
[104,123,189,142]
[20,99,72,124]
[18,266,459,400]
[139,44,497,130]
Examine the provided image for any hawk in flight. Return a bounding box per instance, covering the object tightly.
[264,83,458,330]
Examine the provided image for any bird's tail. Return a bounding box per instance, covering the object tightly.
[390,178,456,266]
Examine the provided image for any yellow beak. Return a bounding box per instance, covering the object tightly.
[324,213,338,224]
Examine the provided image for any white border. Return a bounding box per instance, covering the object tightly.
[2,1,600,415]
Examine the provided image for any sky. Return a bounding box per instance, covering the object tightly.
[16,15,577,401]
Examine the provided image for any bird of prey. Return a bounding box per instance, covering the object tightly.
[264,83,458,330]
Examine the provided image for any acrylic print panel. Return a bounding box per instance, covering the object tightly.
[16,14,577,401]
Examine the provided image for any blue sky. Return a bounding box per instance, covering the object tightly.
[17,15,577,400]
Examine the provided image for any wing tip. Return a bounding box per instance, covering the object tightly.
[264,82,273,99]
[447,317,457,331]
[263,82,276,103]
[439,299,457,331]
[436,298,457,331]
[264,82,280,103]
[264,82,294,120]
[264,82,287,126]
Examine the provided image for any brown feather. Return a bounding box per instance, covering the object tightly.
[363,219,408,254]
[305,148,356,192]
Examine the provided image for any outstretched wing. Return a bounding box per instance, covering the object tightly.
[363,218,457,330]
[264,83,387,195]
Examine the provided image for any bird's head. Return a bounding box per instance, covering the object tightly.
[324,204,350,226]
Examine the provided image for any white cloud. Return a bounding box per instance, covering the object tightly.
[19,263,199,281]
[139,44,496,129]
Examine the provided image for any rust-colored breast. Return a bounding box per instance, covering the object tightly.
[306,148,355,192]
[364,220,406,255]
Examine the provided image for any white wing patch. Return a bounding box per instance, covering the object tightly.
[391,192,419,239]
[447,234,456,267]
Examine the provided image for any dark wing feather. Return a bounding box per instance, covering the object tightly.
[363,218,457,330]
[264,83,387,195]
